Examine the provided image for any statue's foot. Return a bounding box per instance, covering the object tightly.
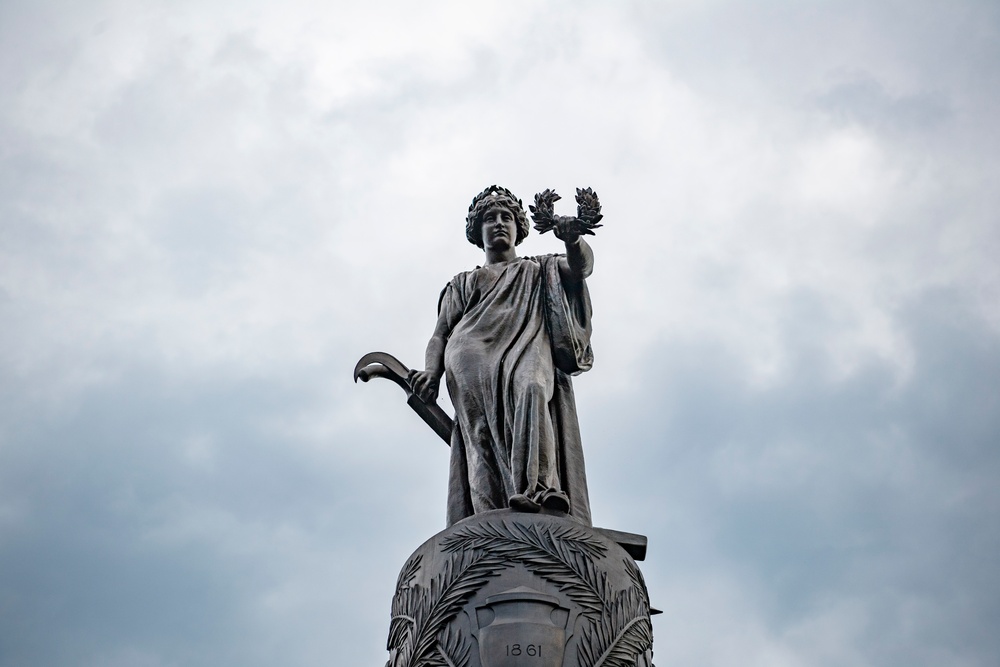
[539,489,570,513]
[508,493,541,513]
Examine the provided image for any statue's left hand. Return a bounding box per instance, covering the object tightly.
[553,215,583,245]
[530,188,602,240]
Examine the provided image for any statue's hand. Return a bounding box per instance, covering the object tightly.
[531,188,602,240]
[408,369,442,403]
[553,215,583,244]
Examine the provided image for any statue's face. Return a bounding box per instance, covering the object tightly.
[481,204,517,251]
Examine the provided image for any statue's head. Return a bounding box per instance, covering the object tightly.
[466,185,530,248]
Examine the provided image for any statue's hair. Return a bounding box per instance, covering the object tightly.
[465,185,530,248]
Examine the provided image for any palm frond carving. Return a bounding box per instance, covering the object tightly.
[387,519,653,667]
[442,519,610,617]
[387,550,507,667]
[577,584,654,667]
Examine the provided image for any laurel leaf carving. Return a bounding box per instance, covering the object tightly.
[530,188,560,233]
[531,187,603,237]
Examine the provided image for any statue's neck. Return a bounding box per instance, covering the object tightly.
[484,247,517,265]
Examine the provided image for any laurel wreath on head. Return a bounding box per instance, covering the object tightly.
[466,184,530,247]
[529,187,604,237]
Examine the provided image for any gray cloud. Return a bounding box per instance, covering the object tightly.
[581,286,999,666]
[816,76,952,132]
[1,1,997,666]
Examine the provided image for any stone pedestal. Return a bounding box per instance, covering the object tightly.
[385,510,654,667]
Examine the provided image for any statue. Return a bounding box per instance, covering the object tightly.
[354,186,658,667]
[355,184,604,526]
[412,185,601,526]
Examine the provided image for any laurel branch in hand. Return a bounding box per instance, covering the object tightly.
[529,187,604,237]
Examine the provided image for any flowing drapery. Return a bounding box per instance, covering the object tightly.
[439,255,593,526]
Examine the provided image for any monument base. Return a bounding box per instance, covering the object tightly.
[385,509,654,667]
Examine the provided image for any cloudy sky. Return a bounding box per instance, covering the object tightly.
[1,1,998,665]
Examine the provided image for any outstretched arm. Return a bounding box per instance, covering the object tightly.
[555,221,594,284]
[531,188,601,285]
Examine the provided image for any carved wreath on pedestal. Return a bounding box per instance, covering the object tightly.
[386,520,654,667]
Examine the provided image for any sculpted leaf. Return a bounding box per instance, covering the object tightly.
[530,188,560,233]
[578,578,653,667]
[387,549,507,667]
[531,187,603,238]
[436,624,470,667]
[441,519,609,616]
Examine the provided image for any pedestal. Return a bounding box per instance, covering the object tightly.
[384,509,654,667]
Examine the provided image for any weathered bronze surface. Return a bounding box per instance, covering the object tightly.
[357,185,602,526]
[356,186,656,666]
[386,510,654,667]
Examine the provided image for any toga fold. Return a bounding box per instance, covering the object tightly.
[438,255,593,526]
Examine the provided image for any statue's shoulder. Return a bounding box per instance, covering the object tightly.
[446,257,559,289]
[447,267,478,286]
[529,253,565,270]
[441,267,482,295]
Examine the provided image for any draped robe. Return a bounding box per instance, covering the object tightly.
[438,255,594,526]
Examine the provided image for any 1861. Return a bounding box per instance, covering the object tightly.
[505,643,542,657]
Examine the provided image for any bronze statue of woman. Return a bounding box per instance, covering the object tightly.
[408,185,600,526]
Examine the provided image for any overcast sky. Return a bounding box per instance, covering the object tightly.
[1,1,998,665]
